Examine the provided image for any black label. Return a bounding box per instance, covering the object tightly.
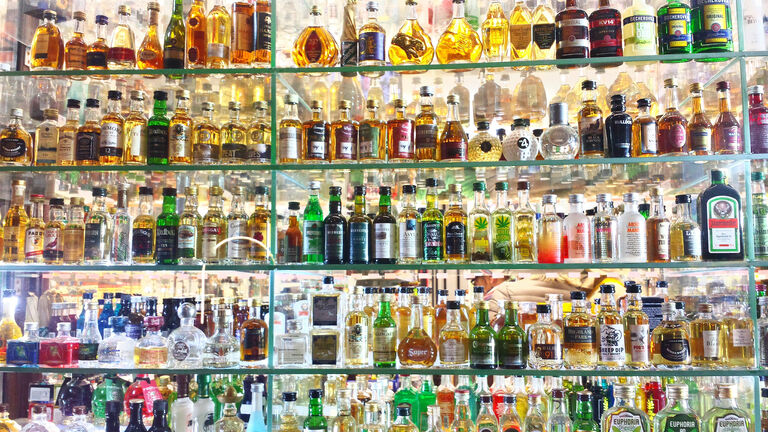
[659,338,690,362]
[222,143,247,160]
[78,343,99,361]
[415,124,438,150]
[341,41,358,67]
[242,328,266,360]
[349,222,369,263]
[682,229,700,256]
[255,11,271,51]
[517,137,531,149]
[132,227,154,257]
[423,220,443,260]
[99,146,122,157]
[83,222,105,258]
[156,225,178,261]
[445,221,466,256]
[564,326,596,344]
[498,340,525,368]
[580,118,604,153]
[311,334,339,365]
[533,23,556,49]
[148,125,169,159]
[75,131,99,161]
[642,297,665,332]
[163,58,184,69]
[86,51,107,68]
[606,113,633,157]
[324,222,345,262]
[0,137,26,158]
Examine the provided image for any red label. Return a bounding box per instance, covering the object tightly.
[709,218,738,228]
[107,47,136,62]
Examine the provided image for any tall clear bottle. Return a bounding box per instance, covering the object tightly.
[43,198,66,265]
[178,186,203,264]
[564,194,590,263]
[623,283,649,369]
[84,187,112,264]
[618,192,647,262]
[537,194,562,264]
[513,181,536,262]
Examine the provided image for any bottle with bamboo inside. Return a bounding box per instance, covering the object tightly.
[186,0,207,68]
[436,0,483,66]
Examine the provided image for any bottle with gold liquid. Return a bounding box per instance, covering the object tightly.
[398,295,438,367]
[389,0,433,69]
[247,101,270,163]
[509,0,533,61]
[439,95,468,161]
[131,187,156,264]
[444,184,468,263]
[99,91,125,165]
[690,302,724,367]
[0,109,32,166]
[194,102,221,164]
[303,100,330,163]
[57,100,79,165]
[35,109,59,166]
[169,90,193,164]
[513,181,536,262]
[359,99,386,161]
[358,1,386,73]
[3,181,28,263]
[481,0,509,62]
[252,0,271,67]
[596,284,625,368]
[30,10,64,70]
[107,5,136,69]
[530,0,556,65]
[468,121,502,161]
[206,0,231,68]
[186,0,208,68]
[62,197,85,264]
[221,102,247,163]
[669,194,701,262]
[650,302,691,368]
[330,100,358,162]
[231,0,254,66]
[123,91,148,164]
[86,15,109,78]
[415,86,440,161]
[43,198,66,264]
[563,290,597,369]
[292,6,339,71]
[436,0,483,66]
[137,2,163,73]
[279,94,302,163]
[202,186,227,263]
[646,186,670,263]
[64,11,87,74]
[622,283,649,368]
[724,303,755,367]
[75,99,101,166]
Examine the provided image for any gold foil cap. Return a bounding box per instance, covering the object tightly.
[147,2,160,11]
[393,99,405,108]
[254,100,268,111]
[339,100,351,109]
[73,11,86,20]
[666,384,688,400]
[310,5,321,15]
[210,186,223,196]
[12,179,26,187]
[185,186,198,196]
[118,5,131,15]
[43,108,58,119]
[233,186,246,195]
[130,90,145,101]
[716,383,736,399]
[311,100,323,109]
[664,78,678,88]
[177,90,190,100]
[690,82,703,93]
[447,94,459,105]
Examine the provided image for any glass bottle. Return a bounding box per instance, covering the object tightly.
[22,405,58,432]
[391,406,417,432]
[754,171,768,259]
[147,91,170,165]
[221,102,247,163]
[339,0,358,71]
[563,194,590,263]
[490,182,513,262]
[83,188,112,264]
[713,81,742,154]
[632,98,658,156]
[277,392,301,432]
[42,198,66,265]
[85,15,109,76]
[414,86,440,161]
[134,316,168,368]
[62,197,85,264]
[531,0,556,63]
[225,186,249,264]
[650,302,691,368]
[481,0,509,62]
[247,101,270,163]
[578,80,604,157]
[509,0,533,61]
[57,99,80,165]
[230,0,254,67]
[398,295,438,367]
[555,0,589,65]
[348,186,372,264]
[107,6,136,68]
[283,202,302,263]
[292,6,339,69]
[343,286,369,366]
[564,290,597,369]
[358,1,386,70]
[387,99,415,161]
[477,395,499,431]
[468,121,502,161]
[596,284,625,368]
[645,186,670,263]
[436,0,483,65]
[758,297,768,368]
[34,108,58,166]
[167,302,207,368]
[372,290,397,367]
[702,384,750,432]
[440,94,468,161]
[658,0,693,57]
[23,195,44,264]
[659,78,689,155]
[202,186,227,264]
[670,194,701,261]
[469,182,492,262]
[398,185,421,264]
[6,321,40,366]
[214,387,244,432]
[205,0,230,68]
[497,300,527,369]
[124,91,148,164]
[359,99,386,161]
[203,308,239,368]
[686,82,713,155]
[330,100,358,162]
[623,283,650,368]
[64,11,87,73]
[540,103,579,159]
[513,180,536,262]
[131,187,155,264]
[653,384,700,432]
[421,178,444,263]
[240,298,267,367]
[389,0,433,67]
[3,180,27,262]
[330,389,357,432]
[186,0,208,68]
[301,181,324,263]
[163,0,186,69]
[691,0,733,56]
[622,0,656,57]
[169,91,192,164]
[605,95,633,157]
[548,389,572,432]
[724,303,755,368]
[588,0,622,64]
[527,304,563,368]
[304,389,327,431]
[503,118,537,160]
[523,394,547,432]
[600,384,650,432]
[29,10,64,70]
[0,109,31,166]
[39,322,78,367]
[278,94,301,163]
[444,183,468,263]
[618,193,647,262]
[438,300,469,366]
[749,85,768,154]
[690,303,724,367]
[303,100,330,163]
[372,186,396,264]
[178,186,203,264]
[469,300,497,369]
[74,99,100,165]
[190,102,219,163]
[697,169,743,261]
[275,320,308,366]
[137,2,163,72]
[537,194,562,264]
[450,390,475,432]
[153,188,179,266]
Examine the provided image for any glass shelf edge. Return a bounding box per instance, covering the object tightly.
[0,154,763,173]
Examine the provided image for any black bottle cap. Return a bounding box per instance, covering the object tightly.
[105,401,122,414]
[66,99,81,109]
[495,182,508,191]
[379,186,391,195]
[447,300,460,309]
[282,392,297,402]
[438,289,449,296]
[675,194,691,204]
[402,184,416,194]
[762,388,768,398]
[536,304,551,313]
[85,98,99,108]
[163,187,177,196]
[138,186,153,195]
[473,182,485,192]
[254,185,267,195]
[107,90,122,100]
[517,180,530,191]
[638,203,650,214]
[570,291,586,300]
[513,118,530,127]
[657,280,669,288]
[95,14,108,24]
[496,128,506,139]
[626,284,641,294]
[399,286,412,294]
[477,121,490,131]
[129,399,144,408]
[50,198,64,206]
[479,395,492,403]
[92,187,107,197]
[533,129,544,138]
[600,284,615,293]
[323,276,334,285]
[504,395,516,404]
[610,94,626,104]
[288,201,300,210]
[473,286,484,293]
[577,392,592,402]
[624,280,635,287]
[581,80,597,91]
[329,186,342,195]
[637,98,651,108]
[549,102,568,125]
[716,81,730,91]
[354,185,366,195]
[456,289,466,296]
[153,90,168,101]
[308,389,323,398]
[397,406,411,416]
[153,399,168,412]
[426,178,438,187]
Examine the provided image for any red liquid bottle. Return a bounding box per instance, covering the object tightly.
[588,0,622,67]
[713,81,742,154]
[644,381,667,415]
[555,0,589,68]
[39,322,79,367]
[490,375,507,419]
[749,85,768,154]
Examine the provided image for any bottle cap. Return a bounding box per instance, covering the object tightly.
[328,186,342,196]
[402,184,416,194]
[661,302,675,313]
[623,192,639,202]
[130,90,145,101]
[308,389,323,399]
[473,182,485,192]
[570,291,586,300]
[254,185,268,195]
[697,303,713,313]
[716,81,730,91]
[426,178,438,187]
[139,186,153,195]
[513,118,530,127]
[581,80,597,91]
[613,383,635,399]
[656,280,668,288]
[379,186,391,195]
[67,99,81,109]
[689,82,703,93]
[254,100,268,111]
[177,90,190,100]
[504,395,516,404]
[309,181,321,191]
[664,78,678,88]
[637,98,651,108]
[393,99,405,108]
[542,194,557,205]
[551,389,565,399]
[397,406,410,417]
[419,86,434,97]
[626,284,641,294]
[353,185,366,195]
[282,392,297,402]
[448,183,462,194]
[153,91,167,101]
[716,383,736,399]
[438,289,449,296]
[107,90,122,100]
[473,285,484,293]
[517,180,530,191]
[476,121,490,131]
[229,101,241,110]
[568,194,584,204]
[92,187,107,197]
[536,304,551,313]
[576,390,591,402]
[749,85,764,95]
[446,94,459,105]
[711,170,724,182]
[675,194,691,204]
[338,100,351,110]
[752,172,765,182]
[147,2,160,11]
[153,399,168,412]
[284,93,299,104]
[610,94,626,105]
[548,102,568,125]
[288,201,300,210]
[85,99,99,108]
[163,187,177,196]
[366,99,379,109]
[600,284,615,293]
[95,14,108,24]
[479,395,492,404]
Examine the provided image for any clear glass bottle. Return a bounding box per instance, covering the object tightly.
[203,308,239,368]
[523,394,547,432]
[21,405,58,432]
[540,103,578,159]
[650,302,691,369]
[97,316,135,368]
[563,194,590,263]
[226,186,249,264]
[166,302,207,368]
[107,5,136,68]
[450,390,475,432]
[690,303,724,367]
[84,188,112,264]
[537,194,562,264]
[632,98,658,156]
[653,384,700,432]
[618,192,647,262]
[134,316,168,368]
[110,186,131,265]
[724,303,755,368]
[468,182,492,262]
[131,187,155,264]
[578,80,605,157]
[0,109,32,166]
[547,389,572,432]
[490,182,513,263]
[646,186,670,263]
[398,185,421,264]
[275,320,308,367]
[468,121,502,161]
[513,180,537,262]
[622,283,649,369]
[444,184,468,263]
[600,384,650,432]
[527,304,563,369]
[214,387,244,432]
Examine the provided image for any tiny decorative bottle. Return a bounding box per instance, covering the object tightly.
[64,11,87,73]
[358,1,386,71]
[713,81,742,154]
[398,185,421,264]
[30,10,64,70]
[650,302,691,368]
[372,290,397,367]
[540,103,578,159]
[167,302,207,368]
[147,91,170,165]
[303,100,330,163]
[698,170,743,261]
[389,0,434,68]
[439,95,468,161]
[221,102,247,163]
[444,184,468,263]
[469,300,497,369]
[247,101,270,163]
[107,5,136,68]
[169,91,193,164]
[702,384,750,432]
[691,0,733,56]
[468,121,502,161]
[592,193,617,262]
[292,6,339,70]
[450,390,475,432]
[387,99,415,161]
[110,187,131,265]
[23,195,45,263]
[646,186,670,263]
[187,0,208,68]
[537,194,562,264]
[563,290,597,369]
[604,95,633,157]
[503,118,537,160]
[225,186,249,264]
[753,172,768,260]
[3,180,28,262]
[214,387,244,432]
[6,322,40,366]
[436,0,483,65]
[359,99,387,161]
[578,80,605,158]
[0,109,32,166]
[279,94,302,163]
[491,182,513,262]
[670,194,701,261]
[622,0,657,57]
[240,298,268,367]
[514,180,537,262]
[303,389,327,431]
[749,85,768,154]
[86,15,109,76]
[137,2,163,72]
[135,316,168,368]
[653,384,700,432]
[563,194,590,263]
[618,192,647,262]
[34,108,59,166]
[531,0,556,64]
[555,0,589,66]
[658,0,693,57]
[527,304,563,369]
[124,90,148,164]
[596,284,626,368]
[481,0,509,62]
[162,0,186,70]
[632,98,658,156]
[330,100,358,162]
[658,78,689,155]
[39,322,79,367]
[690,303,724,367]
[468,182,492,262]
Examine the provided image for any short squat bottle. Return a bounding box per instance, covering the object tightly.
[670,194,701,262]
[503,118,537,161]
[604,95,632,158]
[540,103,578,160]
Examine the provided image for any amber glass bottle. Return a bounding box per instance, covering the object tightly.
[658,78,688,155]
[30,10,64,70]
[387,99,415,161]
[64,11,88,74]
[687,83,713,155]
[186,0,207,68]
[440,95,468,161]
[302,100,330,163]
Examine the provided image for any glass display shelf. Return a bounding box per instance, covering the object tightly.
[9,51,768,78]
[0,261,764,272]
[0,154,763,173]
[0,365,762,377]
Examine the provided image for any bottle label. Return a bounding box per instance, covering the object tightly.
[307,124,327,160]
[233,11,254,52]
[606,114,633,157]
[227,220,248,259]
[334,124,356,160]
[608,411,646,432]
[349,221,369,263]
[755,210,768,256]
[86,50,107,68]
[36,124,58,164]
[255,11,271,51]
[706,195,741,254]
[680,228,701,258]
[564,325,596,347]
[557,18,590,50]
[499,340,525,367]
[441,135,466,160]
[358,31,385,62]
[6,341,37,365]
[324,222,345,262]
[439,338,467,363]
[445,221,466,257]
[132,227,154,257]
[718,126,741,152]
[170,123,191,159]
[302,220,323,256]
[566,221,590,260]
[533,23,556,49]
[415,124,438,150]
[374,223,394,259]
[304,32,324,63]
[107,47,136,63]
[310,333,339,365]
[359,123,380,158]
[148,124,169,159]
[510,24,533,51]
[661,8,692,48]
[279,127,300,160]
[242,328,266,360]
[373,327,396,362]
[345,322,367,360]
[207,42,229,59]
[660,124,687,151]
[129,124,146,157]
[629,324,649,363]
[599,323,625,362]
[84,222,105,259]
[78,342,98,361]
[690,129,712,152]
[640,121,658,154]
[579,116,604,153]
[713,414,747,432]
[278,337,306,365]
[533,343,561,360]
[202,225,222,259]
[662,414,699,432]
[171,341,191,361]
[654,221,671,260]
[163,47,185,68]
[341,41,358,67]
[393,123,413,157]
[751,114,768,153]
[702,329,720,357]
[593,219,616,260]
[156,225,178,262]
[589,10,622,56]
[58,131,76,162]
[470,339,495,365]
[692,0,732,45]
[75,131,99,161]
[177,224,197,251]
[99,122,123,157]
[622,220,646,259]
[399,219,419,259]
[250,220,268,260]
[731,328,752,347]
[24,228,44,261]
[659,337,690,362]
[422,220,443,261]
[622,14,656,53]
[43,227,62,261]
[125,323,143,340]
[66,45,87,69]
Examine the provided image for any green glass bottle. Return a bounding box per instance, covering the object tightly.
[302,181,324,264]
[373,186,397,264]
[394,375,420,424]
[702,384,750,432]
[323,186,347,264]
[303,389,328,431]
[497,300,527,369]
[156,187,179,265]
[491,181,513,262]
[348,185,372,264]
[147,91,170,165]
[691,0,732,59]
[372,288,397,367]
[573,391,599,432]
[653,384,700,432]
[469,300,497,369]
[421,178,444,262]
[417,377,437,430]
[657,0,693,60]
[752,172,768,259]
[163,0,186,71]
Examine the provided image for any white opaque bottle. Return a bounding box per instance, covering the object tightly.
[540,103,578,160]
[563,194,591,263]
[503,118,538,160]
[618,192,647,262]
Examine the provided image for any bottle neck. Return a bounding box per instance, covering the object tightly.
[285,103,298,120]
[230,194,244,214]
[677,202,692,220]
[176,98,189,114]
[496,190,507,209]
[409,303,423,329]
[378,297,391,317]
[85,106,100,123]
[402,193,416,210]
[379,194,391,213]
[750,92,765,107]
[185,194,199,212]
[148,8,158,26]
[153,100,167,117]
[308,398,323,417]
[426,187,438,209]
[230,109,241,122]
[108,99,121,114]
[504,304,518,325]
[718,89,732,113]
[162,195,176,213]
[627,293,643,310]
[447,309,461,324]
[354,193,366,214]
[329,194,342,214]
[139,195,153,216]
[601,293,617,310]
[73,18,85,36]
[692,92,704,114]
[474,190,486,209]
[96,22,107,40]
[537,311,551,323]
[452,1,465,19]
[665,86,679,111]
[450,191,463,208]
[209,194,223,210]
[518,190,530,208]
[447,103,460,122]
[476,307,489,326]
[570,202,584,214]
[575,400,593,420]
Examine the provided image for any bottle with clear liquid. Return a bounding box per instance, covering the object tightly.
[618,192,647,262]
[469,182,492,262]
[592,193,617,262]
[527,304,563,368]
[540,103,579,159]
[450,390,475,432]
[167,302,207,368]
[563,194,590,263]
[522,395,547,432]
[600,384,650,432]
[548,389,572,432]
[537,194,562,264]
[476,395,499,432]
[513,180,536,262]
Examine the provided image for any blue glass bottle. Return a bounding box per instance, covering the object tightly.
[76,292,93,336]
[245,383,266,432]
[98,293,114,337]
[6,321,40,366]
